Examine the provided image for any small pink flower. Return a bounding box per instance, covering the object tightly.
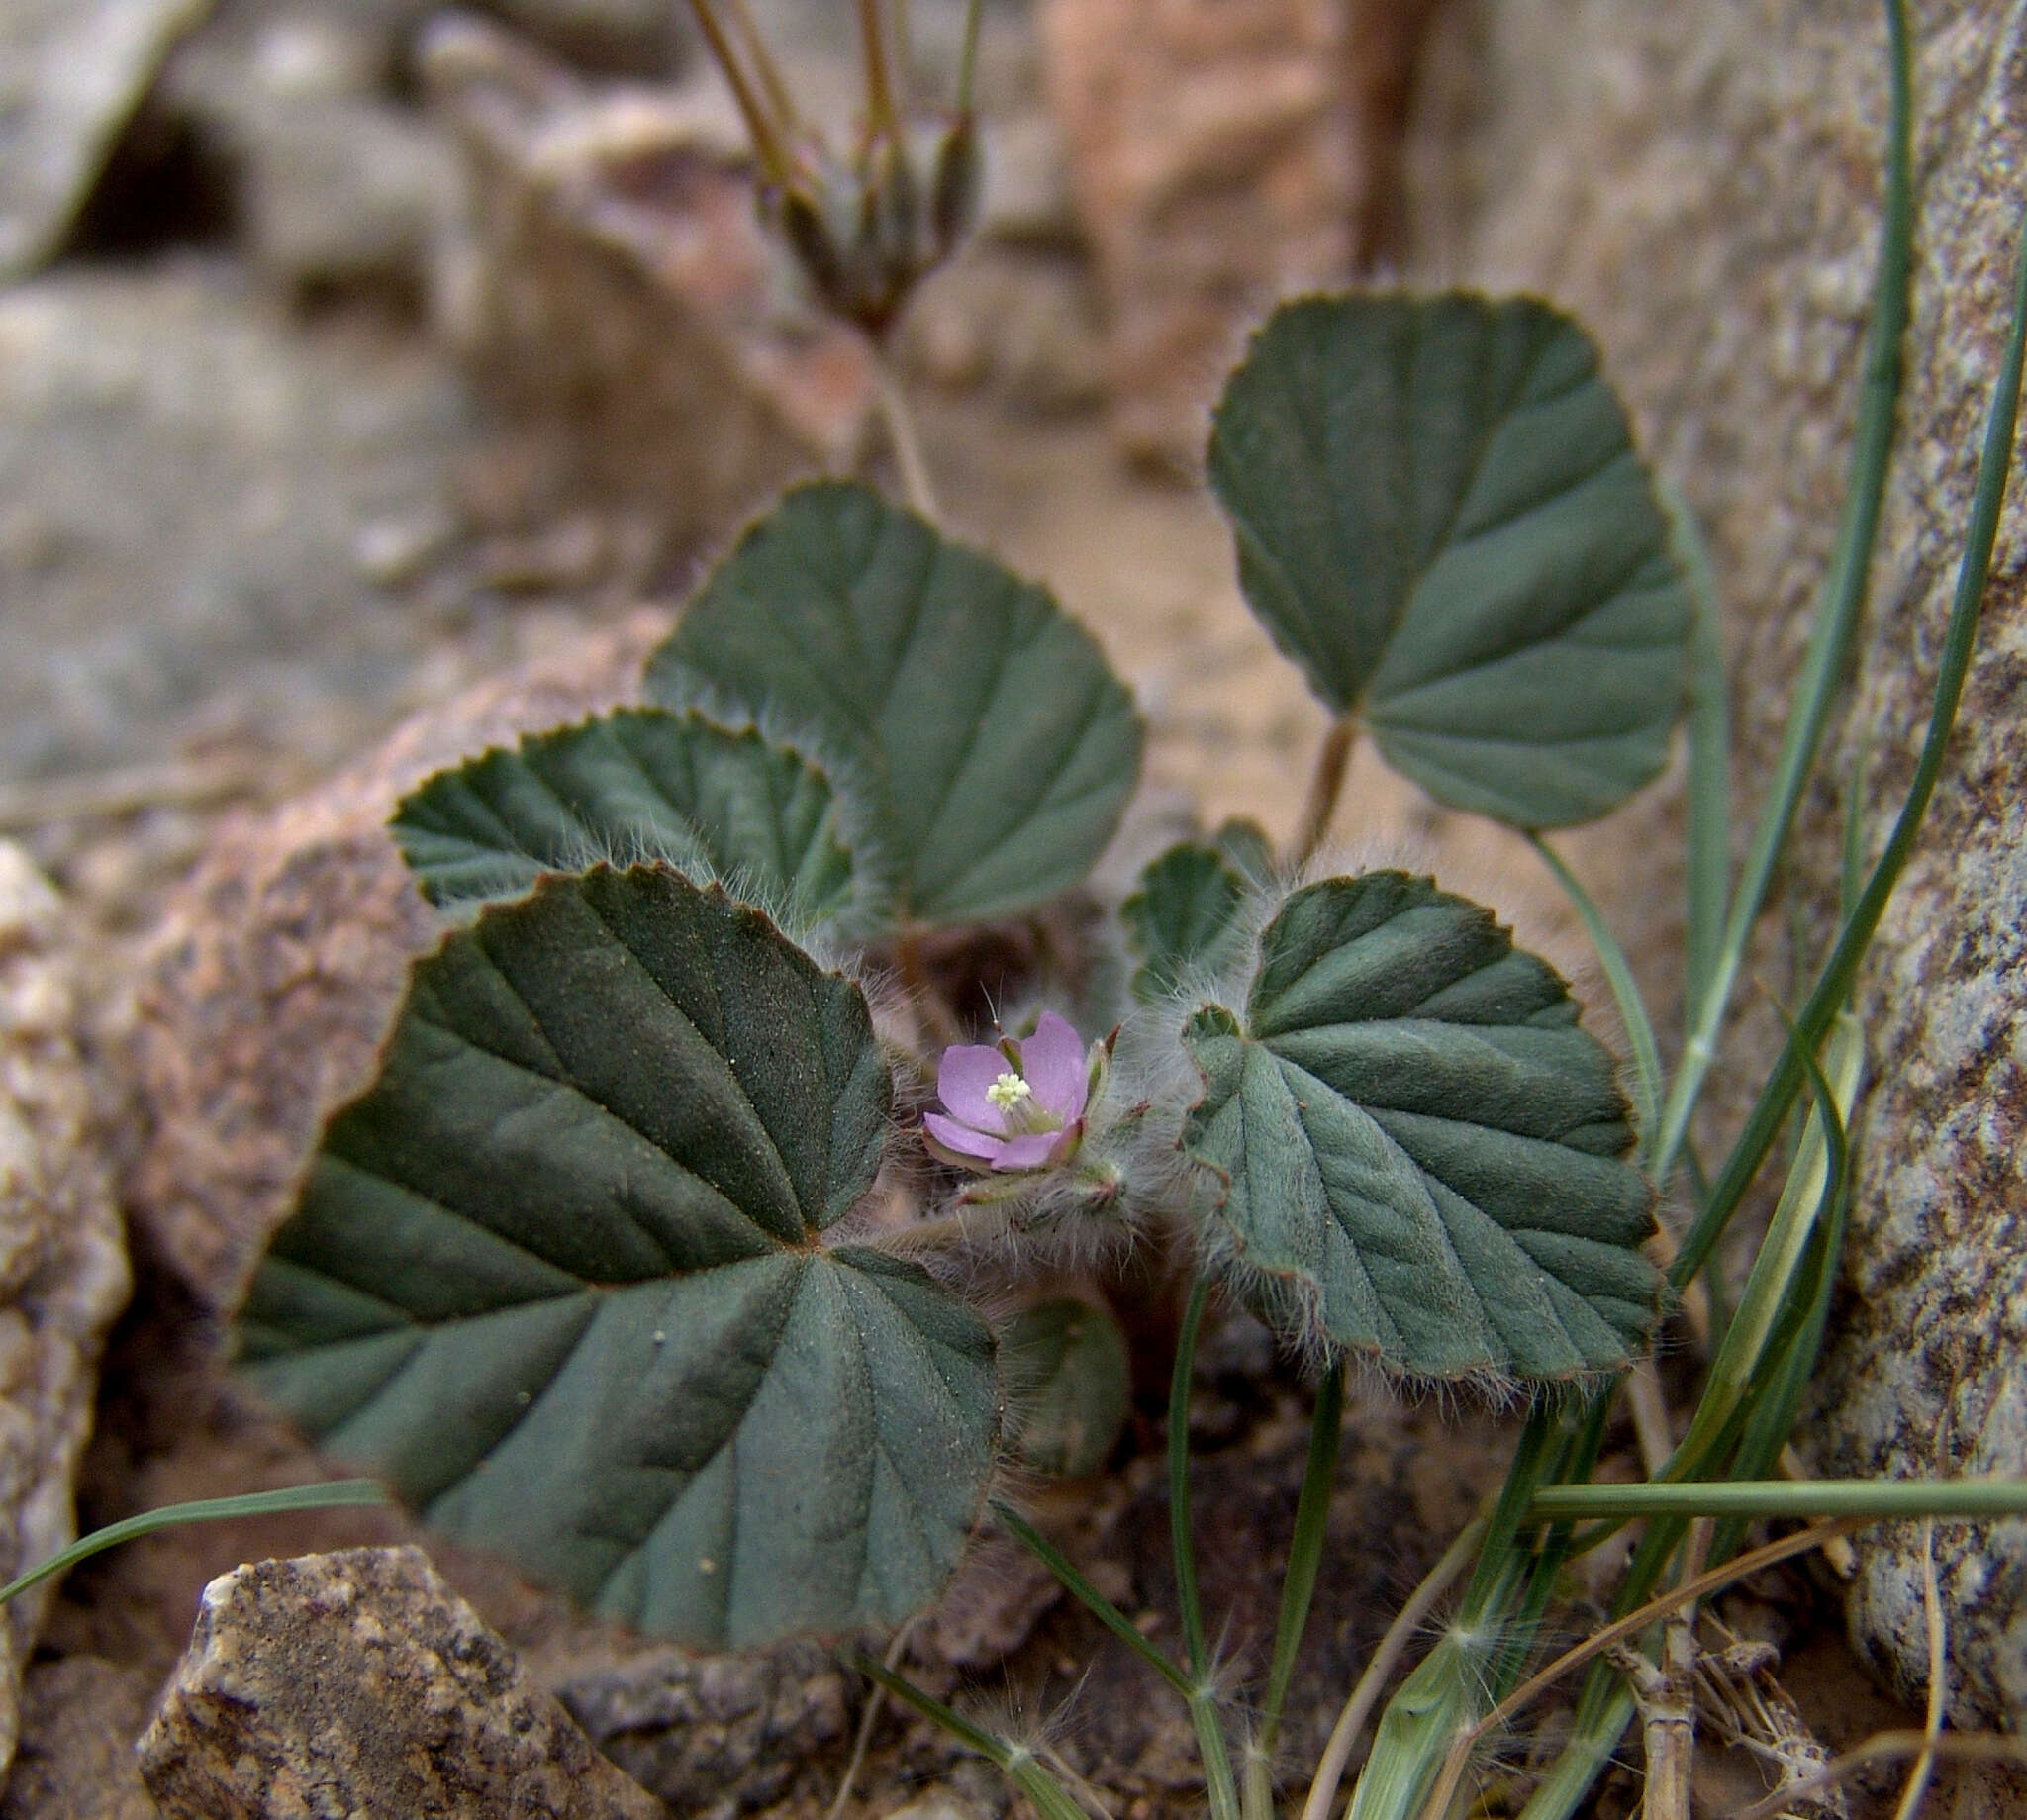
[923,1011,1100,1173]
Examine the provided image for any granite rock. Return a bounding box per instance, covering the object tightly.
[0,846,133,1774]
[0,1656,161,1820]
[137,1546,668,1819]
[420,14,874,565]
[1037,0,1353,473]
[0,0,214,277]
[1405,0,2027,1776]
[120,609,668,1305]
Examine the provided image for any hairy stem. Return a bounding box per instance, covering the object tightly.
[875,354,943,522]
[1290,715,1358,867]
[1171,1276,1242,1820]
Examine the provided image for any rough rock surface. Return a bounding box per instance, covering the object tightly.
[121,610,667,1304]
[0,263,472,788]
[0,1656,160,1820]
[420,15,874,565]
[1037,0,1353,473]
[0,846,132,1773]
[1409,0,2027,1768]
[0,0,213,276]
[161,6,462,300]
[137,1546,668,1819]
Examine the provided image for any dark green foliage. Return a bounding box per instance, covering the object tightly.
[646,482,1143,924]
[239,866,999,1649]
[1208,295,1691,829]
[1181,873,1659,1384]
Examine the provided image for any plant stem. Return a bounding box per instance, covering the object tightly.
[1301,1517,1487,1820]
[724,0,799,142]
[686,0,793,184]
[994,1501,1194,1697]
[1247,1362,1346,1820]
[1171,1274,1242,1820]
[1291,715,1357,867]
[957,0,984,114]
[1670,185,2027,1291]
[1531,1476,2027,1522]
[858,0,900,139]
[0,1481,389,1606]
[875,353,943,523]
[1647,0,1914,1186]
[826,1621,916,1820]
[1524,833,1663,1163]
[856,1655,1096,1820]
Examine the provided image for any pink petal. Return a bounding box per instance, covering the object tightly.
[990,1130,1061,1172]
[937,1044,1014,1132]
[923,1110,1004,1163]
[1017,1012,1088,1120]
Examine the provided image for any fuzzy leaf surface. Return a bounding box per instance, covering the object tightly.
[1181,872,1659,1383]
[1207,294,1690,829]
[1121,821,1270,1004]
[645,482,1143,923]
[1002,1298,1131,1478]
[237,865,997,1649]
[393,708,880,932]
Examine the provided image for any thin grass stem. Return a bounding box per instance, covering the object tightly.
[1530,1478,2027,1522]
[992,1501,1193,1698]
[1667,488,1733,1025]
[1170,1274,1242,1820]
[1648,0,1914,1183]
[1301,1518,1487,1820]
[1247,1362,1346,1820]
[1525,833,1663,1160]
[0,1480,390,1606]
[855,1656,1096,1820]
[1671,189,2027,1290]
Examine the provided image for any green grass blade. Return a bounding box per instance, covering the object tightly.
[992,1501,1192,1698]
[1250,1362,1345,1820]
[0,1480,390,1606]
[1672,189,2027,1289]
[1668,1010,1859,1469]
[1649,0,1914,1182]
[1513,1681,1637,1820]
[1530,1479,2027,1522]
[1525,833,1663,1160]
[855,1655,1094,1820]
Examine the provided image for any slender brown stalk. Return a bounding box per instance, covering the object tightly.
[687,0,792,181]
[1887,1519,1947,1820]
[1733,1732,2027,1820]
[723,0,798,144]
[858,0,899,136]
[895,925,963,1048]
[1640,1522,1712,1820]
[1415,1515,1874,1820]
[874,354,941,521]
[1290,716,1357,867]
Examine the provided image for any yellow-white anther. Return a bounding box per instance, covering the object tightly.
[986,1071,1032,1111]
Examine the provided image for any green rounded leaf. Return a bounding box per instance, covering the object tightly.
[1001,1298,1132,1478]
[645,481,1144,924]
[237,865,998,1650]
[1207,294,1691,829]
[1121,821,1271,1004]
[1180,872,1659,1385]
[392,708,888,935]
